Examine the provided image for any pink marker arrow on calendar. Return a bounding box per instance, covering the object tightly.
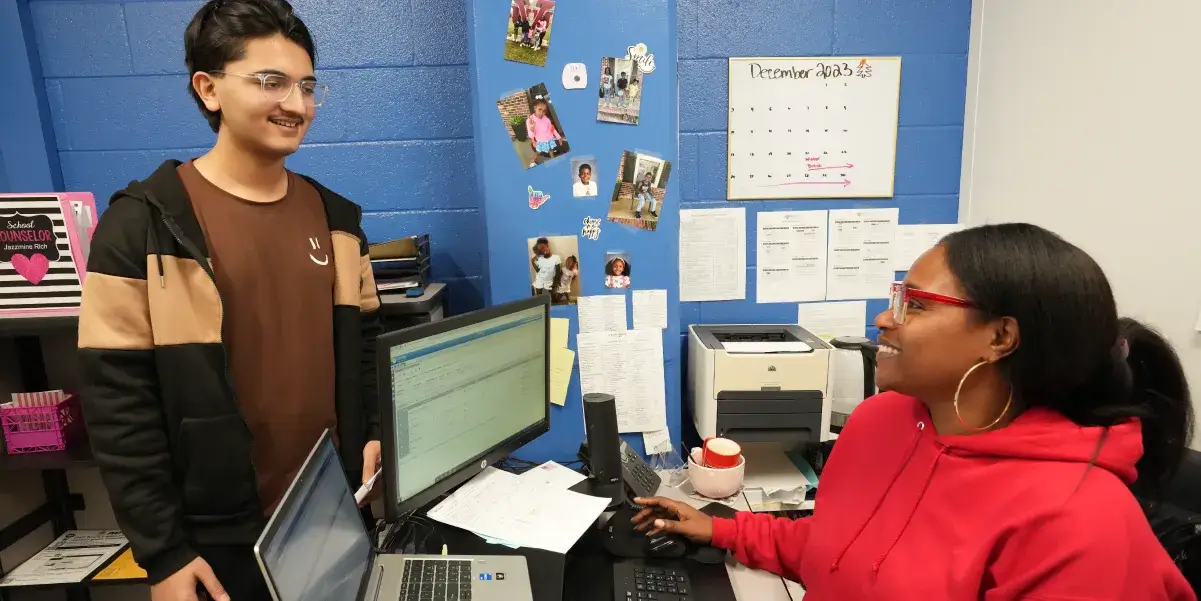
[764,178,852,188]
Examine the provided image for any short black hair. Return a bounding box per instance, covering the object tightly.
[578,163,591,176]
[184,0,316,133]
[942,223,1193,499]
[534,237,549,248]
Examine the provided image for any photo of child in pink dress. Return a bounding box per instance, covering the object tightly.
[497,83,572,169]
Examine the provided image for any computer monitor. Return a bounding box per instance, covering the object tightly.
[378,295,550,521]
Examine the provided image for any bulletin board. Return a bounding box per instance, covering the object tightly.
[465,0,680,462]
[726,56,902,200]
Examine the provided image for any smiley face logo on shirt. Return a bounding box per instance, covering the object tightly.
[308,237,329,266]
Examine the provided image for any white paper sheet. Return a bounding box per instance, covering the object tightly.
[756,210,828,303]
[577,295,627,332]
[0,530,128,587]
[577,330,668,433]
[642,429,673,454]
[680,208,747,301]
[723,341,812,354]
[427,467,609,555]
[826,208,898,300]
[892,223,961,270]
[632,289,668,330]
[519,461,588,489]
[797,301,867,341]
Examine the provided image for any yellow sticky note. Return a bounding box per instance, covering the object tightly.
[92,548,147,581]
[549,346,575,406]
[550,318,570,349]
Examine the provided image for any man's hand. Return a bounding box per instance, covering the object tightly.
[360,440,382,506]
[150,557,227,601]
[630,497,715,544]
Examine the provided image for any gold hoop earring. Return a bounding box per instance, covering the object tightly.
[954,360,1013,431]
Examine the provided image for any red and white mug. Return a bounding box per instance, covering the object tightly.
[701,437,742,469]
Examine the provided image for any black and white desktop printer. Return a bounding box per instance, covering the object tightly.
[686,324,834,447]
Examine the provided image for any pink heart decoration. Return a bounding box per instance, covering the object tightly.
[11,253,50,285]
[528,186,551,210]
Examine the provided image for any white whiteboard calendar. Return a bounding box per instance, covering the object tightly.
[726,56,901,200]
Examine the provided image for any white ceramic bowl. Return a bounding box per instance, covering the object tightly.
[687,449,745,499]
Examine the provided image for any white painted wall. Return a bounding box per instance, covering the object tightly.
[959,0,1201,449]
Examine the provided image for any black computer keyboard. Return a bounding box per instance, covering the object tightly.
[398,558,472,601]
[613,562,691,601]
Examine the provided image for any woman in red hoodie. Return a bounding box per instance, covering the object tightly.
[633,223,1196,600]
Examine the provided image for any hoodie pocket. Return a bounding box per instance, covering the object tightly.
[178,415,257,520]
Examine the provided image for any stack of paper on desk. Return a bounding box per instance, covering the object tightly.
[426,466,608,554]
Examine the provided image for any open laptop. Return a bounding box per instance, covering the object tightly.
[254,429,533,601]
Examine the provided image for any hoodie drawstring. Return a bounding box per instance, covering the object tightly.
[831,421,926,572]
[145,205,165,288]
[872,444,945,574]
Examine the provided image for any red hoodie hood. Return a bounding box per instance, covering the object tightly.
[936,405,1143,485]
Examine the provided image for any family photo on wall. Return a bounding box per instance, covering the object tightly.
[497,83,572,170]
[527,235,580,305]
[504,0,555,67]
[597,56,643,126]
[606,150,672,231]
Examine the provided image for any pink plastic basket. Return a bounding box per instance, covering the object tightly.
[1,393,82,454]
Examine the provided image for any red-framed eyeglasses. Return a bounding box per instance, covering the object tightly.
[888,282,976,324]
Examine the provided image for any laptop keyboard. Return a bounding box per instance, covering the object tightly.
[398,558,473,601]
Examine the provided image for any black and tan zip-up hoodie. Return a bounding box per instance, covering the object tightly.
[76,160,383,583]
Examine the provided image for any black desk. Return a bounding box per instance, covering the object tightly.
[405,514,738,601]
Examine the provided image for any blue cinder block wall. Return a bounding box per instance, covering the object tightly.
[19,0,487,312]
[676,0,970,344]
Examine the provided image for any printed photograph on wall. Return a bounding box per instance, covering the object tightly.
[606,151,672,232]
[505,0,555,67]
[603,251,631,289]
[497,83,571,169]
[596,57,643,125]
[527,235,580,305]
[571,157,598,197]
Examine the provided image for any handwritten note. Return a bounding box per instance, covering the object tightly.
[549,346,575,406]
[577,295,627,332]
[550,317,570,349]
[632,289,668,330]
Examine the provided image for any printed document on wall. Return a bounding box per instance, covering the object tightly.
[827,208,898,300]
[756,210,828,303]
[632,289,668,330]
[797,301,866,340]
[680,208,746,302]
[578,295,627,332]
[893,223,961,270]
[577,330,667,433]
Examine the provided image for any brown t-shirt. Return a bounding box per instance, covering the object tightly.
[178,161,336,515]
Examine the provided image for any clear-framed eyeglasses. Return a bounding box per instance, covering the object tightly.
[888,282,976,324]
[211,71,329,108]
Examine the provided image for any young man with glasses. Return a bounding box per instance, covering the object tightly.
[76,2,382,600]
